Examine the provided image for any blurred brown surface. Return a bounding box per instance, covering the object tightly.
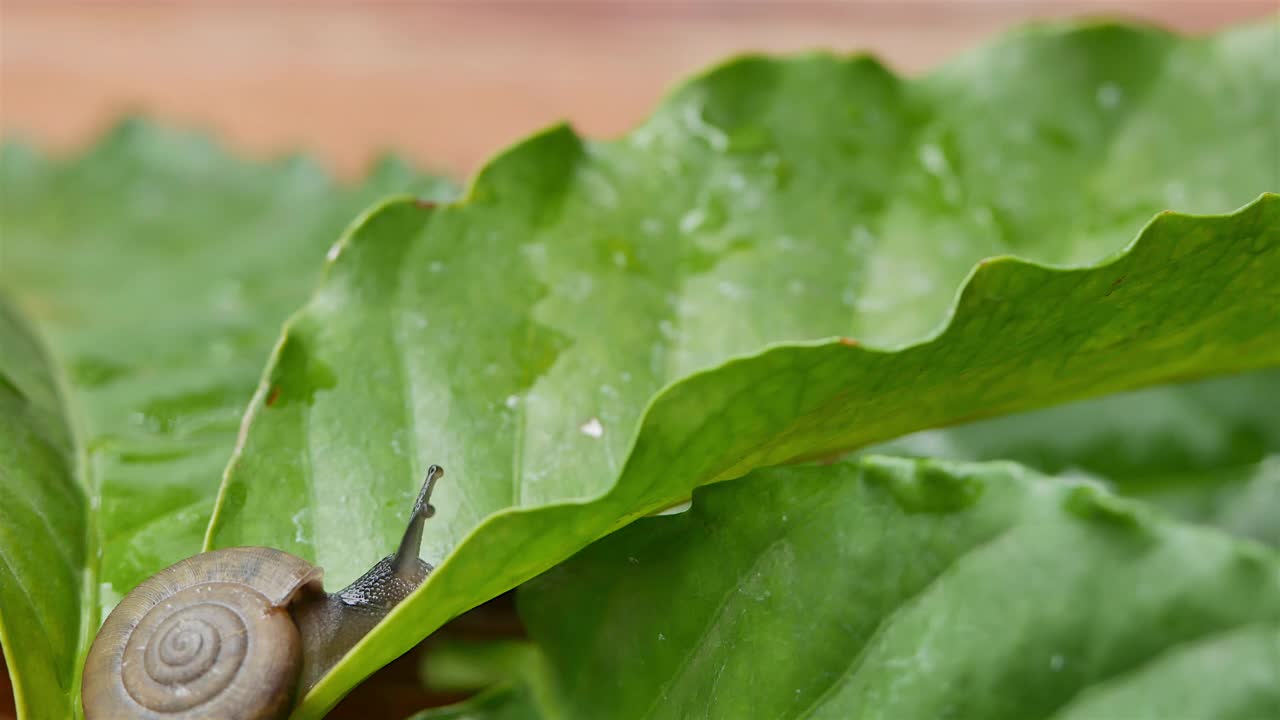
[0,649,13,720]
[2,1,1274,179]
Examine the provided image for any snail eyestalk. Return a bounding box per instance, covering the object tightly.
[393,464,443,578]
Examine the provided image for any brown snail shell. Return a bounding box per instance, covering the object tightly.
[81,466,443,720]
[82,548,322,720]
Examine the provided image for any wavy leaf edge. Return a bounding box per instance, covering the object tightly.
[205,184,1278,547]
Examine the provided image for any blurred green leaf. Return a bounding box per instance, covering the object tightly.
[515,457,1280,720]
[870,369,1280,546]
[422,639,543,695]
[197,21,1280,717]
[0,122,451,717]
[408,685,547,720]
[415,638,561,720]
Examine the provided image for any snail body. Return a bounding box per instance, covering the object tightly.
[82,466,444,719]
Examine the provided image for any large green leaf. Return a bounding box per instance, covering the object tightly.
[0,122,451,717]
[201,21,1280,717]
[870,369,1280,546]
[514,457,1280,719]
[0,297,83,717]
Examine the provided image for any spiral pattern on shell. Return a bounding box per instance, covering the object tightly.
[82,548,324,720]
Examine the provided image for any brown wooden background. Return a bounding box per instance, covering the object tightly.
[1,1,1274,718]
[3,1,1273,180]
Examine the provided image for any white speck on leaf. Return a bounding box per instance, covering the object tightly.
[918,143,962,203]
[505,395,520,409]
[679,208,707,234]
[848,224,876,254]
[567,273,594,301]
[405,311,428,330]
[581,169,619,208]
[613,251,628,268]
[429,261,445,273]
[326,243,342,261]
[1050,654,1065,671]
[1095,82,1123,109]
[855,293,892,313]
[717,281,746,299]
[908,271,933,295]
[682,102,729,151]
[919,143,948,176]
[656,499,692,515]
[580,418,605,438]
[292,509,306,544]
[631,125,657,148]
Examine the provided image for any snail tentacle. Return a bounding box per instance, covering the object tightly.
[392,464,443,578]
[294,466,444,688]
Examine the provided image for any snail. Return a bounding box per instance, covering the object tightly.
[81,465,445,720]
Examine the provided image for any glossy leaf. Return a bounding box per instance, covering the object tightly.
[200,21,1280,717]
[0,122,451,718]
[421,639,543,695]
[516,457,1280,719]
